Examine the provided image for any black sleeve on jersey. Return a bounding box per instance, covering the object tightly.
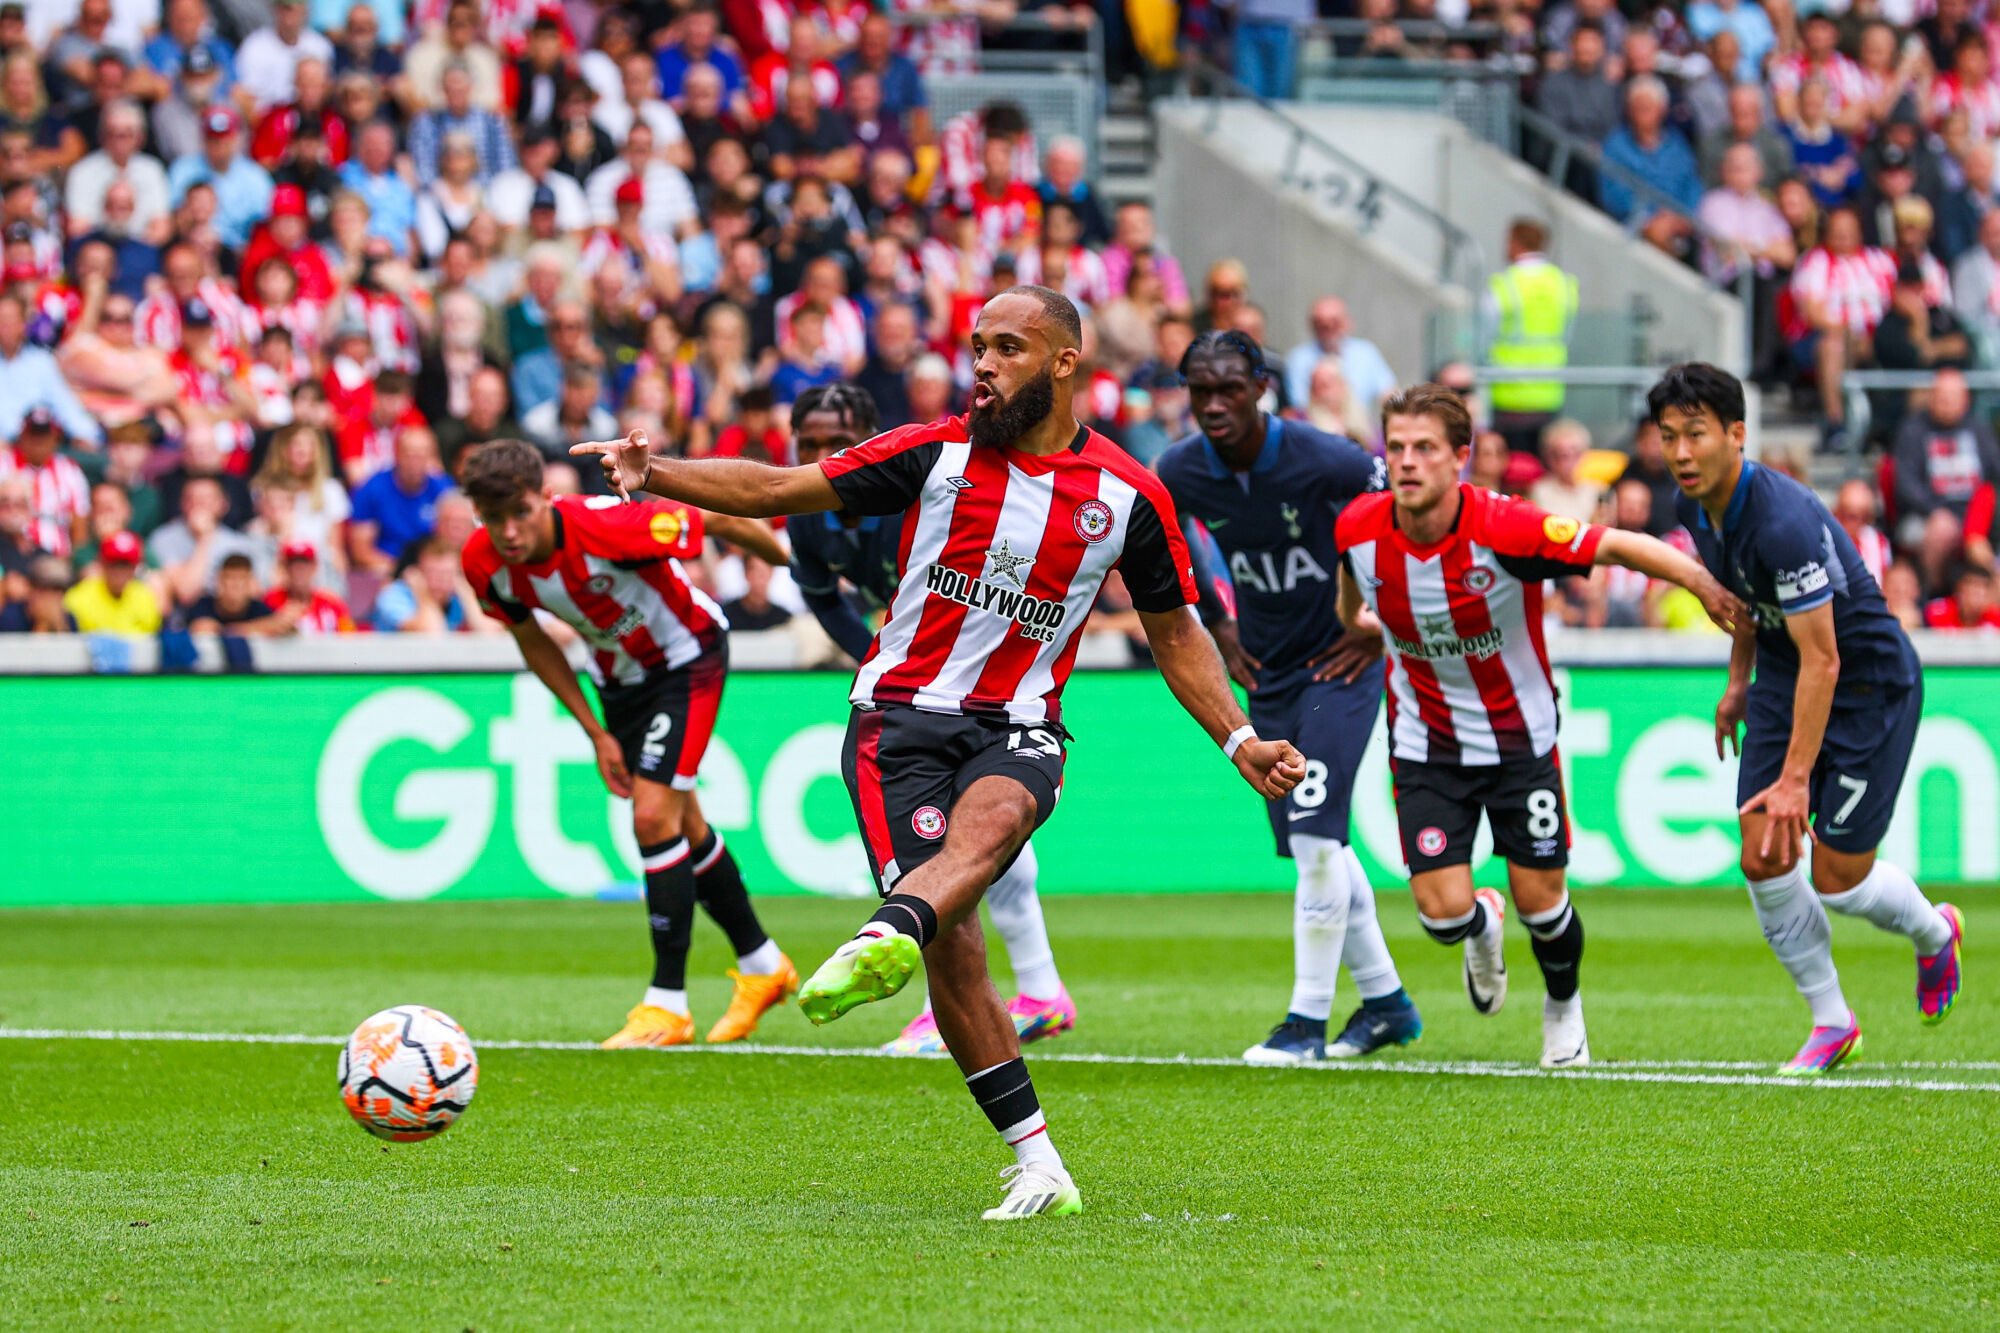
[484,585,533,624]
[1121,489,1192,613]
[1494,552,1592,583]
[825,439,945,517]
[1179,513,1232,626]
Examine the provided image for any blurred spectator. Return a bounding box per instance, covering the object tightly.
[348,426,450,576]
[167,108,274,252]
[0,552,73,631]
[1282,295,1397,417]
[150,473,259,606]
[587,121,698,238]
[1484,218,1578,454]
[723,554,795,630]
[656,5,747,105]
[1528,418,1604,521]
[1924,564,2000,629]
[1618,416,1683,537]
[525,362,620,458]
[1773,14,1868,135]
[1783,79,1862,209]
[1833,477,1892,587]
[1937,141,1995,264]
[236,0,334,114]
[1686,0,1776,85]
[1194,258,1249,334]
[907,351,955,423]
[1037,136,1108,248]
[1700,85,1795,192]
[1874,261,1973,433]
[855,299,922,430]
[1890,369,1998,592]
[1699,145,1796,374]
[1855,142,1924,250]
[1882,556,1927,629]
[185,550,281,633]
[371,533,467,631]
[436,365,523,477]
[1601,76,1702,257]
[1786,207,1895,445]
[144,0,238,93]
[335,367,424,486]
[153,45,231,169]
[512,300,603,416]
[252,424,349,584]
[0,472,43,598]
[405,1,503,112]
[1950,208,2000,356]
[1468,429,1512,493]
[0,290,99,441]
[712,385,788,463]
[1231,0,1311,101]
[63,528,158,634]
[839,13,929,135]
[1536,21,1620,167]
[337,121,416,257]
[1586,478,1665,627]
[264,538,354,633]
[409,63,517,186]
[1101,201,1190,319]
[0,405,87,554]
[489,125,591,233]
[1299,358,1372,441]
[63,98,168,243]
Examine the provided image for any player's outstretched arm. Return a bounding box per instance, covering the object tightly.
[508,616,632,798]
[571,428,841,518]
[1594,528,1750,635]
[1138,604,1305,799]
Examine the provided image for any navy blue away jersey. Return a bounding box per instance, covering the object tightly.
[1676,460,1918,693]
[1156,416,1385,692]
[788,509,906,662]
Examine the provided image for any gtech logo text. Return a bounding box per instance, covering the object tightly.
[314,679,871,900]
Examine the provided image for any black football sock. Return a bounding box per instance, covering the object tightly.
[690,829,770,958]
[640,837,697,991]
[1522,894,1584,1002]
[858,893,938,948]
[1419,899,1488,947]
[966,1056,1062,1168]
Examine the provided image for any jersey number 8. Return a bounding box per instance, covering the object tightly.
[1526,789,1561,839]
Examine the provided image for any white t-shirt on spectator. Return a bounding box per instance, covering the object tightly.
[486,169,592,233]
[28,0,156,52]
[591,98,688,150]
[585,159,699,235]
[63,151,171,235]
[234,25,336,111]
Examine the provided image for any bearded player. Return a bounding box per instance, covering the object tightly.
[787,383,1078,1058]
[460,440,801,1050]
[1338,385,1746,1066]
[1654,362,1964,1075]
[577,286,1303,1221]
[1156,331,1422,1065]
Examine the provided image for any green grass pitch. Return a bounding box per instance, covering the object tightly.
[3,888,1996,1329]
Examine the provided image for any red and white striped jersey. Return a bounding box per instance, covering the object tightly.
[137,280,249,352]
[1338,485,1605,766]
[1786,245,1897,339]
[0,445,88,556]
[820,415,1197,726]
[461,494,726,686]
[1771,52,1871,117]
[1932,72,2000,137]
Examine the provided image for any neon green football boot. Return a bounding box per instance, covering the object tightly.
[797,932,921,1025]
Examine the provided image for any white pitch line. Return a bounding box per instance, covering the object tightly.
[2,1028,1997,1093]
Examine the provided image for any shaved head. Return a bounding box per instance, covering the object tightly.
[992,284,1082,350]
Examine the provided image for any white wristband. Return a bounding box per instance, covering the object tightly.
[1222,725,1257,760]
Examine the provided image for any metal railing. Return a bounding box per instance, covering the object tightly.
[1175,54,1486,292]
[1472,365,1766,454]
[1839,368,2000,450]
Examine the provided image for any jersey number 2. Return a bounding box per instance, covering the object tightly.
[642,713,672,760]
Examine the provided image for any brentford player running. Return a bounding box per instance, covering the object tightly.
[577,286,1303,1221]
[787,383,1078,1057]
[459,440,801,1050]
[1156,331,1422,1065]
[1654,362,1965,1075]
[1338,385,1745,1066]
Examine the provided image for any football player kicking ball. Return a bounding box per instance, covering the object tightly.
[1338,385,1746,1067]
[578,286,1303,1221]
[787,384,1078,1057]
[459,441,801,1050]
[1156,331,1422,1065]
[1653,362,1965,1074]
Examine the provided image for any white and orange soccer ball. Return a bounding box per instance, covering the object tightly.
[337,1005,480,1142]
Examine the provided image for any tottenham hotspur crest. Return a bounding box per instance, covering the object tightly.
[986,537,1036,589]
[1279,503,1302,539]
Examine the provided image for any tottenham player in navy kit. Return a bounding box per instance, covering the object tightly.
[788,383,1081,1058]
[1157,331,1423,1065]
[1655,362,1965,1075]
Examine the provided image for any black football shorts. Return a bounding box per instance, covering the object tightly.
[1392,747,1571,874]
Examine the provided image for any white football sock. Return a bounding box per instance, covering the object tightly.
[1747,868,1850,1028]
[736,940,784,975]
[999,1110,1064,1170]
[1337,845,1403,999]
[988,844,1063,999]
[1287,835,1351,1022]
[1818,859,1953,956]
[643,986,689,1017]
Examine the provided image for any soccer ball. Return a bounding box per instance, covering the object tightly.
[337,1005,480,1142]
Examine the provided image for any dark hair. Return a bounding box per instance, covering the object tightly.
[376,369,414,396]
[792,382,880,435]
[1646,361,1746,428]
[992,283,1082,350]
[1508,217,1549,253]
[1381,382,1474,452]
[460,438,545,507]
[219,552,254,573]
[1178,328,1269,381]
[738,384,775,412]
[980,101,1031,140]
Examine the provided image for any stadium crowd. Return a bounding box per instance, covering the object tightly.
[0,0,1995,646]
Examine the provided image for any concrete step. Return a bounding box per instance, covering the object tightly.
[1098,173,1156,206]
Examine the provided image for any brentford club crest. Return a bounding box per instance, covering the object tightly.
[912,806,947,840]
[1416,826,1448,858]
[586,574,615,595]
[1464,567,1495,595]
[1073,499,1114,543]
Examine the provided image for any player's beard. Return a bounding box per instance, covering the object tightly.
[967,364,1056,448]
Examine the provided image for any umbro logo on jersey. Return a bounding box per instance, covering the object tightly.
[946,475,975,490]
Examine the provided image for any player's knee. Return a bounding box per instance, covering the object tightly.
[631,802,685,847]
[1739,848,1793,883]
[1810,857,1868,895]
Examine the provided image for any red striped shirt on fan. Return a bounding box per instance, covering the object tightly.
[0,444,88,556]
[1338,485,1605,766]
[461,495,725,686]
[820,415,1197,726]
